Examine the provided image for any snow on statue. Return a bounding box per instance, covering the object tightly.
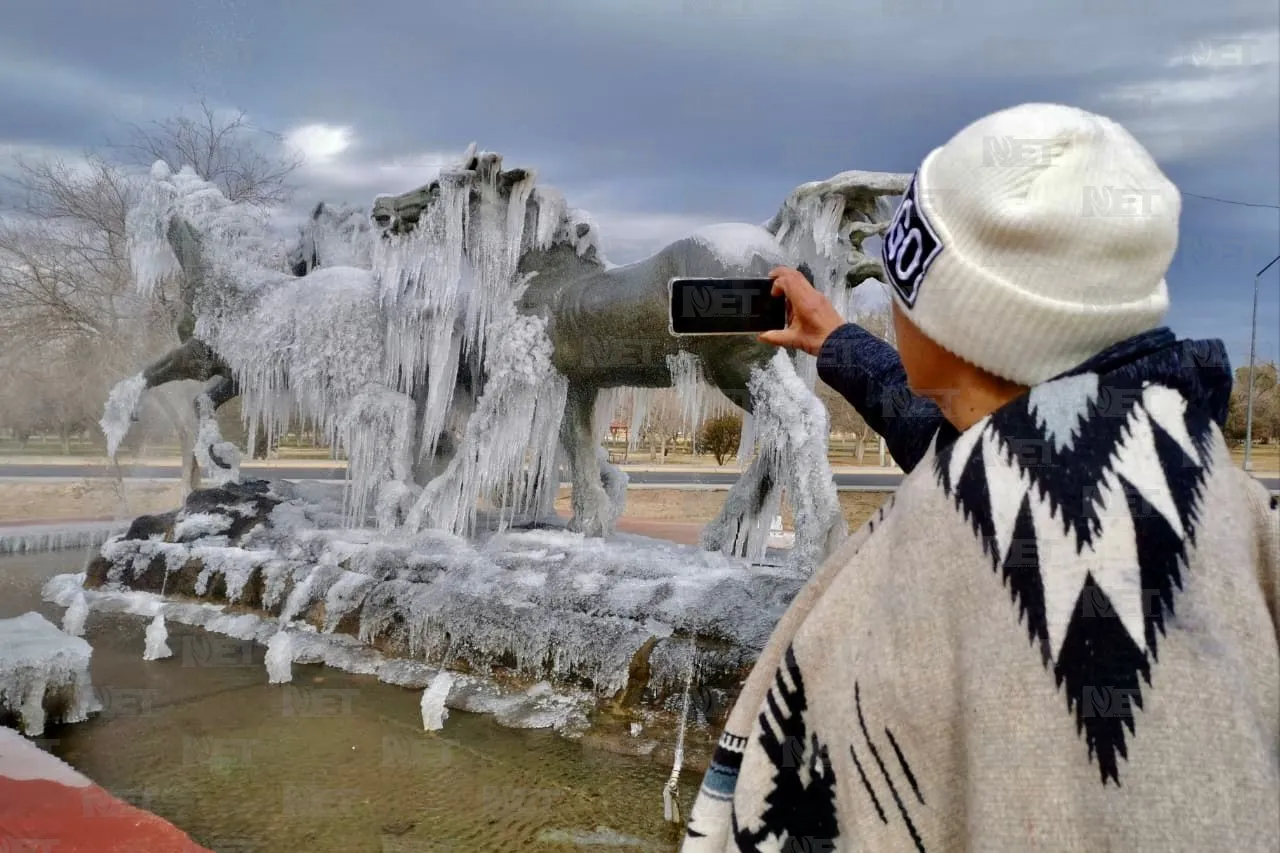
[101,145,909,569]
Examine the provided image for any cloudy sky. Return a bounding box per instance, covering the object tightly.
[2,0,1277,368]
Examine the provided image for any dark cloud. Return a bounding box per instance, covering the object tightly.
[1,0,1276,367]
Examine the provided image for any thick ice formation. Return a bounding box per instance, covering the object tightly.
[142,613,172,660]
[42,574,595,735]
[0,522,128,556]
[265,630,293,683]
[701,351,846,566]
[339,386,416,530]
[293,202,373,270]
[90,476,805,702]
[0,612,101,736]
[771,175,900,388]
[62,591,88,638]
[194,391,241,486]
[406,310,568,537]
[100,373,147,460]
[753,351,845,567]
[420,672,454,731]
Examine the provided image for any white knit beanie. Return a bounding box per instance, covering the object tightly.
[880,102,1180,387]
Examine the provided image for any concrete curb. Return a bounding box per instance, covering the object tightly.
[1,726,213,852]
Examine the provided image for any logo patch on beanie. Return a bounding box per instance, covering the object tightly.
[882,172,942,308]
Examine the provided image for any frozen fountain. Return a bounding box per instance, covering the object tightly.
[59,146,908,782]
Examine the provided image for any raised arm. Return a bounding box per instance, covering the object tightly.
[759,267,954,473]
[816,322,954,473]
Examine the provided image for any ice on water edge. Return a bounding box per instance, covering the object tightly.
[143,613,172,660]
[266,630,294,683]
[421,672,455,731]
[63,592,88,638]
[0,612,100,736]
[0,522,127,557]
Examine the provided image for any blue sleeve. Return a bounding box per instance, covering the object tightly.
[815,323,956,473]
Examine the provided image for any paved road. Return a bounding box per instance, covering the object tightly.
[1,463,1276,493]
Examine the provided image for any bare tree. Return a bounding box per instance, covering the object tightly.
[0,98,303,468]
[637,389,687,463]
[113,97,302,207]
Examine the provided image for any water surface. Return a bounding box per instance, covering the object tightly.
[2,549,681,853]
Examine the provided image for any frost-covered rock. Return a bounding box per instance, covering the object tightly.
[0,613,101,736]
[83,477,805,747]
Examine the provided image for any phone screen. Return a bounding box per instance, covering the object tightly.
[668,277,787,335]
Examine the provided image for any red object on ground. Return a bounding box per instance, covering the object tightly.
[0,727,212,853]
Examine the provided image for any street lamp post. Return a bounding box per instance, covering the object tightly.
[1244,252,1280,473]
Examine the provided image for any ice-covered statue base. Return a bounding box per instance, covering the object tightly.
[0,613,101,737]
[59,477,809,768]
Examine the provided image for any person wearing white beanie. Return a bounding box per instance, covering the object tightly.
[681,103,1279,852]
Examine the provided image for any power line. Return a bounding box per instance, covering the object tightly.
[1183,191,1280,210]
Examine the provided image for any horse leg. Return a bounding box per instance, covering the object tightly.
[192,374,240,481]
[706,350,846,567]
[561,383,614,537]
[699,357,783,561]
[142,338,222,389]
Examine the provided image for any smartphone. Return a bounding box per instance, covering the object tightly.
[668,277,787,336]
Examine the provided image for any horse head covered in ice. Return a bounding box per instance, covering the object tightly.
[371,145,911,567]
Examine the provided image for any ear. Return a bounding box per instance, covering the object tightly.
[498,168,531,193]
[312,201,325,220]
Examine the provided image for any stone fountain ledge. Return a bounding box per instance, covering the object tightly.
[51,478,807,770]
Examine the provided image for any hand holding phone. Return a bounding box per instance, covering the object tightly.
[756,265,845,356]
[668,277,789,336]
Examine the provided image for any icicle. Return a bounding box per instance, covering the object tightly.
[338,386,416,527]
[125,162,182,297]
[406,306,568,538]
[420,672,454,731]
[666,353,710,441]
[736,411,756,468]
[628,389,652,453]
[100,373,147,460]
[593,388,624,445]
[266,630,293,683]
[663,643,697,824]
[143,613,172,660]
[533,187,567,250]
[746,352,846,569]
[62,591,88,638]
[0,523,126,556]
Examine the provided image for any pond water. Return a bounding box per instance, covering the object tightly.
[1,549,683,853]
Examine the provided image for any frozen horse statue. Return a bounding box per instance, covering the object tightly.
[103,152,908,569]
[106,194,473,492]
[371,147,909,566]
